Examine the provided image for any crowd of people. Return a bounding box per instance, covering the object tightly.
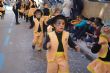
[1,0,110,73]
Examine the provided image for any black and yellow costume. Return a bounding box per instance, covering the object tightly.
[32,17,44,51]
[87,34,110,73]
[43,31,77,73]
[0,1,5,17]
[28,0,37,29]
[42,8,51,32]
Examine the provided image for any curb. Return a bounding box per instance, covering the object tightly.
[78,41,97,61]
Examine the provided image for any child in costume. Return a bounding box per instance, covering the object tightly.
[46,8,61,32]
[18,4,25,18]
[0,1,5,19]
[32,9,44,51]
[42,3,50,25]
[42,3,51,35]
[28,0,37,29]
[87,25,110,73]
[43,15,80,73]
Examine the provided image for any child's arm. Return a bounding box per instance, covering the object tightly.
[43,34,50,50]
[68,36,80,52]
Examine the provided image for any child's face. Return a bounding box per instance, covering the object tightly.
[103,26,110,33]
[54,19,65,32]
[44,4,48,8]
[54,11,60,16]
[35,12,42,18]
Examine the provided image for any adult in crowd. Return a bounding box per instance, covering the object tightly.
[71,0,84,19]
[13,0,21,24]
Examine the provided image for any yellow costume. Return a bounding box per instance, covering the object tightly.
[46,31,70,73]
[87,26,110,73]
[32,17,44,50]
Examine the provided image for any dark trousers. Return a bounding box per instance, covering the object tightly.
[26,15,28,22]
[13,10,19,23]
[29,16,34,28]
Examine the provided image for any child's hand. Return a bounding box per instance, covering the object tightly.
[47,42,51,49]
[75,46,80,52]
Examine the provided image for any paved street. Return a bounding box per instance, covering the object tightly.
[0,9,90,73]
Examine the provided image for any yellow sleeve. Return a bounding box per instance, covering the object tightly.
[98,36,108,58]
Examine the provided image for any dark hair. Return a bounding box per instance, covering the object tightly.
[95,17,104,27]
[34,9,43,17]
[91,43,101,54]
[43,3,48,6]
[52,15,67,25]
[77,15,85,19]
[88,17,95,22]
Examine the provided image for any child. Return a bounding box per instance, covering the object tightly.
[0,1,5,19]
[32,9,44,51]
[42,3,51,34]
[28,4,37,29]
[87,25,110,73]
[46,7,61,32]
[43,15,80,73]
[42,3,50,24]
[24,4,29,22]
[18,4,25,18]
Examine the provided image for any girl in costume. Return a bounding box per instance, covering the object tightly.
[87,25,110,73]
[32,9,44,51]
[46,7,61,32]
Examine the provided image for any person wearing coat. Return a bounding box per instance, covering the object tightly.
[13,0,21,24]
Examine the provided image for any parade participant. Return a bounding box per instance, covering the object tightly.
[87,25,110,73]
[24,4,29,22]
[28,4,37,29]
[28,0,37,29]
[42,3,51,34]
[0,1,5,19]
[32,9,44,51]
[13,0,21,24]
[47,8,61,32]
[18,4,25,18]
[43,15,80,73]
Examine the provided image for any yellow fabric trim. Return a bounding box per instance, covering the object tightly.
[87,66,95,73]
[56,52,64,56]
[0,12,2,15]
[48,52,64,63]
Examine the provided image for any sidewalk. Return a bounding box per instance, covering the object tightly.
[78,41,97,60]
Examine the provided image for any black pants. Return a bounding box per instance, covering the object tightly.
[13,10,19,23]
[19,12,23,18]
[25,15,28,22]
[29,16,34,28]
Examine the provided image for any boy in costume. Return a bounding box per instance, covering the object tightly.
[32,9,44,51]
[43,15,80,73]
